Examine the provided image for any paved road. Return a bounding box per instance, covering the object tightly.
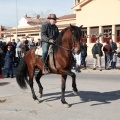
[0,69,120,120]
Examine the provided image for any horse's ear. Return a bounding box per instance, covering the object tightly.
[70,24,74,30]
[80,25,83,29]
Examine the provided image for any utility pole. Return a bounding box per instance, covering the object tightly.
[16,0,18,41]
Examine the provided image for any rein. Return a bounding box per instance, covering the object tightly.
[41,30,76,52]
[41,40,74,52]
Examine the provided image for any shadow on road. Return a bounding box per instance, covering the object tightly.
[0,82,10,86]
[39,90,120,106]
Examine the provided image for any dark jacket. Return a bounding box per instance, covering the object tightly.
[36,42,41,47]
[92,43,103,58]
[103,44,112,55]
[81,43,87,57]
[109,42,117,52]
[4,51,14,69]
[41,21,59,42]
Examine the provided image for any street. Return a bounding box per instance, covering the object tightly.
[0,69,120,120]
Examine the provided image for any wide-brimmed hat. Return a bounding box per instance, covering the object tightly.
[47,14,58,20]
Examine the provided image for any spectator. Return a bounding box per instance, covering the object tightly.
[11,39,17,61]
[117,42,120,68]
[111,51,117,69]
[29,38,35,48]
[92,39,103,71]
[23,40,29,55]
[0,41,6,70]
[0,48,4,78]
[103,41,112,70]
[16,39,22,60]
[0,63,3,78]
[4,45,14,78]
[109,39,117,64]
[81,42,87,69]
[36,38,41,47]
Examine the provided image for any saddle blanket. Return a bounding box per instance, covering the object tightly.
[35,46,42,56]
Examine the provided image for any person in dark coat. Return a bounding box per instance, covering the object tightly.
[36,39,41,47]
[81,42,87,69]
[4,45,14,78]
[109,39,117,66]
[0,52,4,78]
[23,40,29,55]
[41,14,59,74]
[92,39,103,71]
[11,39,17,61]
[103,41,112,70]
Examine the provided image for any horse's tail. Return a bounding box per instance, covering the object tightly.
[16,57,28,89]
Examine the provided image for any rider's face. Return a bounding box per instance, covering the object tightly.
[49,19,56,25]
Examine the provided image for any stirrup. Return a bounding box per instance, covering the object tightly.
[42,67,50,74]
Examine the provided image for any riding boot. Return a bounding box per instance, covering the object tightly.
[6,73,10,78]
[42,59,50,74]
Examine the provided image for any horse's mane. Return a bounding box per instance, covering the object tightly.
[53,25,82,53]
[53,27,69,52]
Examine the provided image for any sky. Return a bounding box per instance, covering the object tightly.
[0,0,74,27]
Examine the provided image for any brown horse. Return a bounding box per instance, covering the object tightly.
[16,24,82,107]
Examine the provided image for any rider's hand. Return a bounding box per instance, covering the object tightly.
[49,39,54,43]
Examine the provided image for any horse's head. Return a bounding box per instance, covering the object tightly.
[70,24,82,54]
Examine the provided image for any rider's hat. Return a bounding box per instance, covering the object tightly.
[47,14,58,20]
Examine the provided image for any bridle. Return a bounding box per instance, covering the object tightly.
[41,29,80,52]
[55,30,76,51]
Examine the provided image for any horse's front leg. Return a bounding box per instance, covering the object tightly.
[61,75,69,108]
[69,71,78,95]
[35,70,43,98]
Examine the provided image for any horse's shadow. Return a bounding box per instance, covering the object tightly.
[39,90,120,106]
[0,82,10,86]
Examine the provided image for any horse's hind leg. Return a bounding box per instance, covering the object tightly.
[35,70,43,98]
[28,66,38,101]
[61,75,69,108]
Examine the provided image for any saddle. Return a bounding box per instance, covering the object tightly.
[35,45,57,71]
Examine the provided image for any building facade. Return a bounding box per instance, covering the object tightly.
[72,0,120,53]
[1,14,76,43]
[1,0,120,54]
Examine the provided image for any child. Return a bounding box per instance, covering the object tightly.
[4,45,14,78]
[111,51,117,69]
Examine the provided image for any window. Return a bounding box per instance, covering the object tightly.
[81,28,87,43]
[90,27,99,43]
[102,26,112,43]
[116,30,120,42]
[29,34,39,36]
[17,34,25,37]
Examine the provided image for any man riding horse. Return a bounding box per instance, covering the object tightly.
[41,14,59,74]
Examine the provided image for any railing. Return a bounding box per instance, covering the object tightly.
[91,37,97,43]
[116,36,120,42]
[82,38,87,43]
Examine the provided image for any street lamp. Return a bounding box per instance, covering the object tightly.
[16,0,18,41]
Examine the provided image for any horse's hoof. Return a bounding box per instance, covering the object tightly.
[73,91,78,95]
[39,93,42,98]
[63,104,70,108]
[34,99,39,104]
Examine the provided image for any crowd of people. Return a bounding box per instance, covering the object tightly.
[0,38,41,78]
[0,37,120,78]
[73,38,120,72]
[0,13,120,77]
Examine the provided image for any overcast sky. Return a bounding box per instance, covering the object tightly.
[0,0,74,27]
